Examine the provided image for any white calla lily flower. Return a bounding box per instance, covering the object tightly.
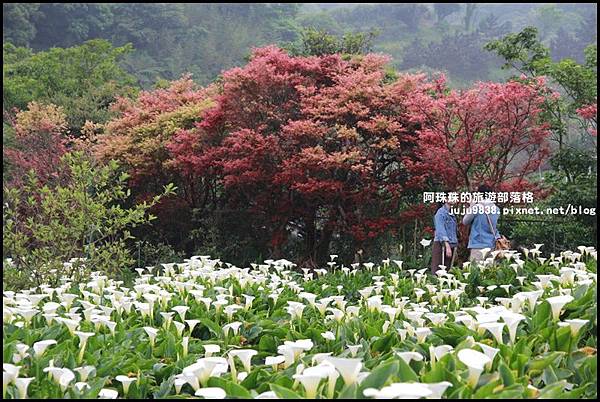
[15,377,35,399]
[564,319,589,336]
[457,349,491,387]
[347,345,362,357]
[195,386,226,399]
[323,357,362,386]
[265,355,285,371]
[98,388,119,399]
[143,327,159,347]
[229,349,258,373]
[203,344,220,357]
[476,343,499,370]
[425,381,453,399]
[115,375,136,396]
[396,351,424,364]
[429,345,453,365]
[545,295,574,321]
[292,372,325,399]
[501,312,526,344]
[74,365,95,382]
[478,322,505,344]
[33,339,57,358]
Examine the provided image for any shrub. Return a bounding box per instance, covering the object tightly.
[2,151,175,289]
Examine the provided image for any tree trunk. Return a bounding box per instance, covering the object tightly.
[315,212,336,267]
[301,212,317,268]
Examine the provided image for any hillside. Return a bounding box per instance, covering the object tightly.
[4,3,596,88]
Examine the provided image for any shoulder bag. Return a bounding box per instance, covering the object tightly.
[485,213,511,251]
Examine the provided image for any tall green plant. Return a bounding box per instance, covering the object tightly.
[2,151,176,289]
[484,27,597,149]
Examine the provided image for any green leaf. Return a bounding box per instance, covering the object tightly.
[499,361,516,386]
[421,363,446,383]
[531,301,552,330]
[537,380,568,398]
[199,318,222,337]
[526,351,565,372]
[554,326,572,352]
[338,383,358,399]
[489,384,525,399]
[432,323,470,345]
[81,376,109,398]
[371,332,396,352]
[269,383,301,399]
[560,384,592,399]
[153,375,176,398]
[165,331,177,358]
[358,359,399,392]
[396,356,419,382]
[240,368,264,390]
[258,334,277,352]
[473,379,501,399]
[513,353,530,376]
[542,365,559,385]
[207,377,252,398]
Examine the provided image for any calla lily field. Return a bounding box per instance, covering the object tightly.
[3,245,597,399]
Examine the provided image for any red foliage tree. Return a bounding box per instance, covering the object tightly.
[577,103,597,136]
[406,76,553,194]
[4,102,71,187]
[168,47,434,265]
[93,75,216,251]
[96,46,556,265]
[94,75,214,200]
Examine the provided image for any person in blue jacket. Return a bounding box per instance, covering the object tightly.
[462,184,501,262]
[431,199,458,273]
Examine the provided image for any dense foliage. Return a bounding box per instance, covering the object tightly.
[3,3,302,87]
[485,26,597,249]
[507,148,598,251]
[3,39,137,136]
[3,102,70,186]
[3,247,597,398]
[3,4,596,264]
[1,6,597,399]
[2,151,175,289]
[408,76,553,192]
[93,75,215,253]
[2,3,596,276]
[91,46,556,266]
[3,4,596,88]
[485,27,597,148]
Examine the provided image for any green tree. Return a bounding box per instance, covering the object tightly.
[2,151,176,289]
[295,27,340,56]
[286,27,379,57]
[485,27,597,149]
[3,39,138,135]
[508,148,597,252]
[32,3,114,49]
[486,26,597,252]
[532,4,583,42]
[2,3,42,47]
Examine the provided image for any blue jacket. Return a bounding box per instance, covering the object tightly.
[433,205,458,246]
[463,201,500,249]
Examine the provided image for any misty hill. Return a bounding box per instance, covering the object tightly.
[3,3,597,88]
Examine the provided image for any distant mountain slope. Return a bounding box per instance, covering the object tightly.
[3,3,596,88]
